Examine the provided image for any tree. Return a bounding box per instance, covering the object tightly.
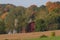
[46,1,60,12]
[25,5,37,21]
[35,5,48,21]
[14,6,27,33]
[4,7,15,33]
[35,19,47,32]
[45,11,60,30]
[0,19,6,34]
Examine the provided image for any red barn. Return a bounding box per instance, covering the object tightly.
[28,21,35,32]
[26,21,35,32]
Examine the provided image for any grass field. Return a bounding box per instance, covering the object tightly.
[25,36,60,40]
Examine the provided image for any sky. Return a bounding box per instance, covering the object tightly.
[0,0,60,7]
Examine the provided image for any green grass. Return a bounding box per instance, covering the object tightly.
[25,36,60,40]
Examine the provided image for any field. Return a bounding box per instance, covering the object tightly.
[3,36,60,40]
[26,36,60,40]
[0,30,60,40]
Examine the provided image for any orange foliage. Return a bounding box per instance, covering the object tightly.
[46,1,60,12]
[1,12,8,20]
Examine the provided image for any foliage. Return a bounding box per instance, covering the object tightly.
[0,1,60,33]
[0,20,6,34]
[46,1,60,12]
[35,19,47,32]
[4,8,15,33]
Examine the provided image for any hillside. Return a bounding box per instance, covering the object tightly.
[0,1,60,34]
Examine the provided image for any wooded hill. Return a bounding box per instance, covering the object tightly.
[0,1,60,34]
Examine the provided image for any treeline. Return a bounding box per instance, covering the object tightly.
[0,1,60,34]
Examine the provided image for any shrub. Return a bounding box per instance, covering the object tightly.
[40,35,48,38]
[51,32,55,36]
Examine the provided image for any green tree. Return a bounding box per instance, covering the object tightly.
[46,8,60,30]
[4,8,15,33]
[16,6,27,33]
[35,19,47,32]
[0,19,6,34]
[35,5,48,21]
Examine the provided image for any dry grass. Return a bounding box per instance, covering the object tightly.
[0,30,60,40]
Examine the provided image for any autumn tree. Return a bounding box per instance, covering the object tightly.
[46,1,60,12]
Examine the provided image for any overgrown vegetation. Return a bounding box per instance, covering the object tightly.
[0,1,60,34]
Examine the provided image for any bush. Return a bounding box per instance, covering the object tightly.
[51,32,55,36]
[40,35,48,38]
